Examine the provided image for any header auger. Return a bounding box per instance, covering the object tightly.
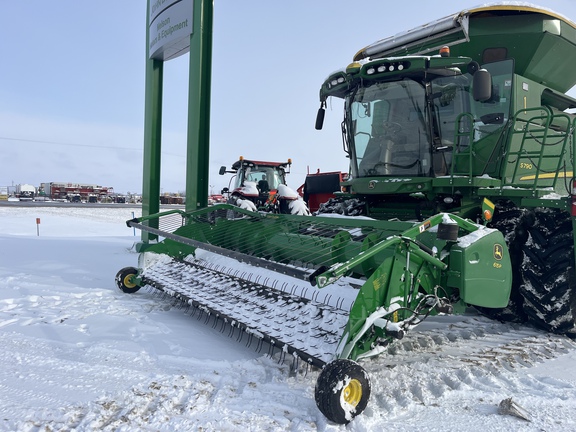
[119,3,576,425]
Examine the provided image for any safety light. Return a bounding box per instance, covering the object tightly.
[439,46,450,57]
[346,62,362,73]
[328,75,346,88]
[482,198,495,223]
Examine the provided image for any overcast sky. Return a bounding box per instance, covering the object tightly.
[2,1,576,195]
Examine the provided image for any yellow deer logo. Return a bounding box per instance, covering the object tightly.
[494,244,504,261]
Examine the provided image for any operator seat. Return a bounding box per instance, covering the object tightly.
[258,179,270,193]
[359,123,408,176]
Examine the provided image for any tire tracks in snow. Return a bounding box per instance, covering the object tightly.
[67,315,576,431]
[361,314,576,423]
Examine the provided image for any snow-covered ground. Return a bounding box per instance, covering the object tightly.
[2,205,576,431]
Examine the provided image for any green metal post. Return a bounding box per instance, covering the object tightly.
[142,2,164,241]
[185,0,213,211]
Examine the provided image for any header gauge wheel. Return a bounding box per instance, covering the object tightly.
[115,267,141,294]
[315,359,371,424]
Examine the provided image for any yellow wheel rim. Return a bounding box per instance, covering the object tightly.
[343,379,362,407]
[123,274,137,289]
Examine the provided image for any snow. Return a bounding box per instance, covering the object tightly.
[288,199,311,216]
[540,192,568,200]
[277,184,311,215]
[3,205,576,430]
[233,196,258,212]
[456,225,496,248]
[277,184,299,199]
[238,181,259,197]
[441,213,457,224]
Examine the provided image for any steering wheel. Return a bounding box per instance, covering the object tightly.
[380,121,402,136]
[366,162,390,176]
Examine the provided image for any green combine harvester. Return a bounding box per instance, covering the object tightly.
[117,3,576,424]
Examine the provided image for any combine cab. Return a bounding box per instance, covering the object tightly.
[118,4,576,424]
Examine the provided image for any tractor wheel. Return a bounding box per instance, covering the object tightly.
[519,208,576,335]
[476,200,528,323]
[115,267,141,294]
[315,359,371,425]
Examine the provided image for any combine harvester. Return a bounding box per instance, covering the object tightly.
[117,3,576,424]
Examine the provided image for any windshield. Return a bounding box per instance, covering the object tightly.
[235,166,284,191]
[346,60,514,178]
[350,79,429,177]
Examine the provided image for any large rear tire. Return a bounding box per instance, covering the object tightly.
[315,359,371,425]
[519,208,576,335]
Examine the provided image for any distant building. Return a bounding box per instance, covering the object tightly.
[160,193,184,205]
[16,184,36,201]
[40,182,114,202]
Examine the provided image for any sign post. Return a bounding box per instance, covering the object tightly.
[141,0,212,244]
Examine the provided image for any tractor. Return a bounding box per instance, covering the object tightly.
[219,156,309,215]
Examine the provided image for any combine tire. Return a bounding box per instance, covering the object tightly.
[315,198,365,216]
[115,267,141,294]
[477,201,528,323]
[315,359,371,424]
[519,208,576,335]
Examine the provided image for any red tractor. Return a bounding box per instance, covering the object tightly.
[219,157,309,215]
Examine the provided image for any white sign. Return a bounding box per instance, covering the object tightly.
[149,0,194,61]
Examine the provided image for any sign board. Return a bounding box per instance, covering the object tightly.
[149,0,194,61]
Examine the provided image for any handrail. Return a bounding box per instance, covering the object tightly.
[507,106,572,191]
[450,112,475,181]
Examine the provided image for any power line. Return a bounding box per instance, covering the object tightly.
[0,136,141,151]
[0,136,185,158]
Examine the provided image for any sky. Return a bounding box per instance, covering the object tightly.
[2,1,576,195]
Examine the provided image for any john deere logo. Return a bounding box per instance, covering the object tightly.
[369,181,376,189]
[494,244,504,260]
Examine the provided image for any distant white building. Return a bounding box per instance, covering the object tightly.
[16,184,36,201]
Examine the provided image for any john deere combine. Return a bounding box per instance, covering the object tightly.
[117,4,576,424]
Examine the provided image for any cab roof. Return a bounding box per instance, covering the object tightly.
[353,3,576,92]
